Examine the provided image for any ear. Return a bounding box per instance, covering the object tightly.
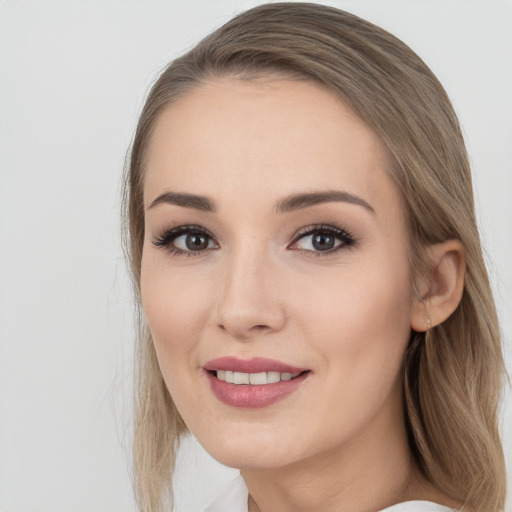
[410,240,466,332]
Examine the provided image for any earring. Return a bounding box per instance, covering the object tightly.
[427,318,432,332]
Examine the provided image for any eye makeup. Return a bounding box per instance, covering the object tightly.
[152,225,218,257]
[288,223,358,256]
[152,221,358,258]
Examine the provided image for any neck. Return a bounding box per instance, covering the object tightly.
[241,396,452,512]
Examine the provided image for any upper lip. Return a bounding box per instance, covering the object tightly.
[203,356,309,374]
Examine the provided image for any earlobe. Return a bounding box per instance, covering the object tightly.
[410,240,466,332]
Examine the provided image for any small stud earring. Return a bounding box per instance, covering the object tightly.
[427,318,432,332]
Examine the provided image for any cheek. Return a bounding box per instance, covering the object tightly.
[295,252,412,337]
[140,249,211,371]
[343,265,412,344]
[140,252,218,423]
[290,260,413,444]
[295,254,413,391]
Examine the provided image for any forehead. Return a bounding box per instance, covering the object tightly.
[143,77,399,215]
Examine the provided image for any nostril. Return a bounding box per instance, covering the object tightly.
[217,323,270,332]
[216,304,286,337]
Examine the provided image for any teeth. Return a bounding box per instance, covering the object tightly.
[216,370,301,385]
[233,372,249,384]
[267,371,280,384]
[249,372,267,385]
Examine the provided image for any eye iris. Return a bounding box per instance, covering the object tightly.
[312,232,335,251]
[185,233,209,251]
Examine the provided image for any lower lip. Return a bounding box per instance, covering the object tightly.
[205,371,309,408]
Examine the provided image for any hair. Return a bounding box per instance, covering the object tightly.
[122,3,507,511]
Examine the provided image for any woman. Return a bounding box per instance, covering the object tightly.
[123,3,507,511]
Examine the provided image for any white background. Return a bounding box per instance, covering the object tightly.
[0,1,511,511]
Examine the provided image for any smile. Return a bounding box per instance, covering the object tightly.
[215,370,301,385]
[203,357,310,408]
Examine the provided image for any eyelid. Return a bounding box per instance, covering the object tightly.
[288,224,357,254]
[152,225,219,256]
[152,223,357,257]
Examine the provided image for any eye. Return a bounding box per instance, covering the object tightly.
[289,224,356,254]
[153,225,218,256]
[174,232,213,251]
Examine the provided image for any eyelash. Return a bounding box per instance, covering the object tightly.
[152,223,358,257]
[290,224,358,256]
[152,225,217,257]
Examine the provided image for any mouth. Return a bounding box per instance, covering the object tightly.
[203,357,311,408]
[209,369,306,385]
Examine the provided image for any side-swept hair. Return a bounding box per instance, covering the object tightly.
[123,3,506,511]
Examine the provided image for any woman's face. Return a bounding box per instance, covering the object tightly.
[141,77,416,470]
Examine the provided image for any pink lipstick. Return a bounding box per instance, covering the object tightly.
[203,357,310,408]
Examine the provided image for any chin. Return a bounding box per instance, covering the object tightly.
[193,424,304,470]
[209,448,297,471]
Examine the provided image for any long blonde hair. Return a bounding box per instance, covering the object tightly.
[123,3,507,511]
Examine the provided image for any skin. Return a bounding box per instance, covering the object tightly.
[140,77,465,512]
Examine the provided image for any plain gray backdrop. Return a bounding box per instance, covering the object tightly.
[0,1,511,511]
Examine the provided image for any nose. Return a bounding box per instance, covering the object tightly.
[215,245,286,339]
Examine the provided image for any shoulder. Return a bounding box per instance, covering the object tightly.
[379,502,455,512]
[201,475,248,512]
[200,478,458,512]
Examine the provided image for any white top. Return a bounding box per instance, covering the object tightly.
[202,476,455,512]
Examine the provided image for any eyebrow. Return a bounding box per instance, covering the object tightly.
[148,191,216,212]
[275,190,375,214]
[147,189,374,214]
